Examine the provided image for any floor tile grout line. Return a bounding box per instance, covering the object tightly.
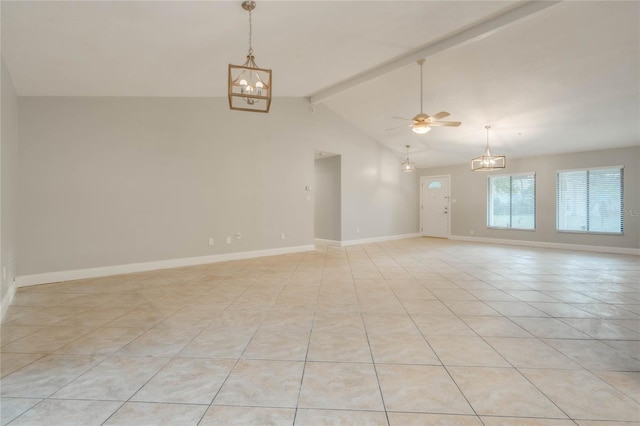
[467,271,639,422]
[194,357,243,425]
[2,353,129,424]
[348,245,391,426]
[554,315,640,341]
[378,241,584,423]
[2,397,49,425]
[433,277,581,422]
[375,257,484,424]
[360,329,391,426]
[98,400,128,426]
[292,309,317,426]
[193,265,284,425]
[196,257,310,425]
[40,267,263,424]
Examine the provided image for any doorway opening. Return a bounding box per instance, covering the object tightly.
[314,151,341,244]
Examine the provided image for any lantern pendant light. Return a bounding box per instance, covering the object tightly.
[401,145,416,172]
[228,1,272,113]
[471,125,506,171]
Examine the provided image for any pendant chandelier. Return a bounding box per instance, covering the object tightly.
[228,1,272,113]
[471,125,506,171]
[401,145,416,172]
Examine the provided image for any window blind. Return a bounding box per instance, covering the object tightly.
[556,167,623,234]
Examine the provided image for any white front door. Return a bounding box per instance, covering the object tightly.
[420,175,450,238]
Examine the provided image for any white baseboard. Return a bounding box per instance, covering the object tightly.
[315,233,420,248]
[340,233,421,247]
[1,279,17,322]
[314,238,342,247]
[16,245,316,287]
[449,235,640,256]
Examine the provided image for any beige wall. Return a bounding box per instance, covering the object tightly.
[17,97,420,276]
[1,58,19,313]
[419,146,640,249]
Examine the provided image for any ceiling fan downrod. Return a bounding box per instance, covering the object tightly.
[417,58,425,114]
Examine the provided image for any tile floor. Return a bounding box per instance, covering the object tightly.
[1,238,639,425]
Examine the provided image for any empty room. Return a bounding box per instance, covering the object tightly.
[1,1,639,425]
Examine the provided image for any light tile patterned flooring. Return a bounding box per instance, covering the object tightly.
[1,238,639,425]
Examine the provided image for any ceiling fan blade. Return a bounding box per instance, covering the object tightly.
[385,124,413,131]
[391,116,413,121]
[429,111,450,120]
[428,121,462,127]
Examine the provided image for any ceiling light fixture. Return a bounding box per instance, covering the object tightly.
[228,1,272,113]
[471,125,506,171]
[412,121,431,135]
[388,59,461,134]
[401,145,416,173]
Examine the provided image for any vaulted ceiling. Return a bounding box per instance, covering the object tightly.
[2,1,638,168]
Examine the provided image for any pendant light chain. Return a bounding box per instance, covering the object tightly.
[248,6,253,56]
[485,125,491,151]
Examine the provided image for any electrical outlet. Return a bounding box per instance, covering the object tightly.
[281,233,286,240]
[208,238,214,246]
[226,236,232,244]
[356,227,360,233]
[470,230,474,235]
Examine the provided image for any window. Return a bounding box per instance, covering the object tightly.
[488,173,536,230]
[428,181,442,189]
[557,167,623,234]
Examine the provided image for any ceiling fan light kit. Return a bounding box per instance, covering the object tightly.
[412,122,431,134]
[228,1,272,113]
[471,125,506,171]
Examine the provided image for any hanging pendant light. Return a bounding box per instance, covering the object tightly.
[228,1,272,113]
[401,145,416,172]
[471,125,506,171]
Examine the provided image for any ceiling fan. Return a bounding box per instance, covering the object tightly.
[388,58,461,134]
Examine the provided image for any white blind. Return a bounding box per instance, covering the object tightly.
[556,167,623,233]
[488,173,536,230]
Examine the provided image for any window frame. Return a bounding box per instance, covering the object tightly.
[556,166,624,235]
[487,172,537,231]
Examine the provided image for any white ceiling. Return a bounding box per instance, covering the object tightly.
[2,1,639,168]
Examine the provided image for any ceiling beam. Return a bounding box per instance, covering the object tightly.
[308,0,561,105]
